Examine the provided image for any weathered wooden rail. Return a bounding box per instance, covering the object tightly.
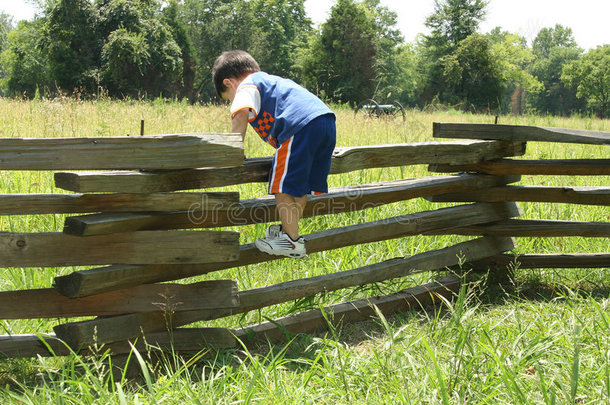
[0,134,243,170]
[0,123,608,359]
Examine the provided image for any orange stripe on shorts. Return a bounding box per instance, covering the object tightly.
[270,139,291,194]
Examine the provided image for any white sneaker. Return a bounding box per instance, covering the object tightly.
[255,231,306,258]
[265,224,282,239]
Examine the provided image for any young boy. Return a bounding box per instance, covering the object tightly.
[212,50,336,258]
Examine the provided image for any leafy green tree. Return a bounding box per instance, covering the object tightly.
[180,0,311,100]
[562,45,610,118]
[440,33,503,111]
[1,19,50,96]
[0,12,12,52]
[101,28,150,94]
[163,0,196,100]
[532,24,577,58]
[528,24,584,115]
[179,0,258,99]
[361,0,405,102]
[419,0,488,105]
[300,0,377,104]
[530,47,584,115]
[139,18,183,96]
[387,43,421,106]
[96,0,183,98]
[96,0,143,38]
[3,0,188,99]
[424,0,487,50]
[40,0,100,93]
[248,0,312,78]
[488,29,537,89]
[487,27,541,114]
[0,12,14,83]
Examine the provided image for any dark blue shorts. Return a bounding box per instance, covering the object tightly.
[268,114,336,196]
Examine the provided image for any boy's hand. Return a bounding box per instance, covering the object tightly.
[232,109,249,141]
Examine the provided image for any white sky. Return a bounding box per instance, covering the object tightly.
[304,0,609,50]
[1,0,608,50]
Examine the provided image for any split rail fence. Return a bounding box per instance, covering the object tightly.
[0,123,608,359]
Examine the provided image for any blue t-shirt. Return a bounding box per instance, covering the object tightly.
[230,72,334,148]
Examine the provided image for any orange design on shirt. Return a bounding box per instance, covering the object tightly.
[253,111,275,143]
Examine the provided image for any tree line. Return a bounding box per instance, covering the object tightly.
[0,0,608,117]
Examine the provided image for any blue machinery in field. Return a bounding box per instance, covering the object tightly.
[0,123,608,359]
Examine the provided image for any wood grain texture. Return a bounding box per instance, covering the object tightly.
[433,122,610,145]
[54,140,525,193]
[218,237,515,317]
[329,140,526,170]
[234,276,461,345]
[0,192,239,215]
[0,230,239,267]
[0,328,236,358]
[426,185,610,205]
[426,219,610,237]
[429,159,610,175]
[63,174,521,236]
[104,237,513,329]
[470,253,610,269]
[0,333,67,358]
[54,313,165,349]
[0,280,238,319]
[55,158,272,193]
[51,204,519,347]
[0,133,243,170]
[54,202,522,298]
[51,202,521,347]
[53,271,461,349]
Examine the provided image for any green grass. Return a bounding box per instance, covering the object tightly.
[0,97,609,403]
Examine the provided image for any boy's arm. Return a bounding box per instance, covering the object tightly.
[231,109,249,141]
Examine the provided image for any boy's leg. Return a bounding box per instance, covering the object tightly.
[256,192,307,258]
[275,193,307,240]
[256,115,334,257]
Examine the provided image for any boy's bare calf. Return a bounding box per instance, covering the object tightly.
[275,193,307,240]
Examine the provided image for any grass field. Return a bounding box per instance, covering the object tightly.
[0,97,608,404]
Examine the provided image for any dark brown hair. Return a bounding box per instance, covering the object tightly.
[211,50,261,97]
